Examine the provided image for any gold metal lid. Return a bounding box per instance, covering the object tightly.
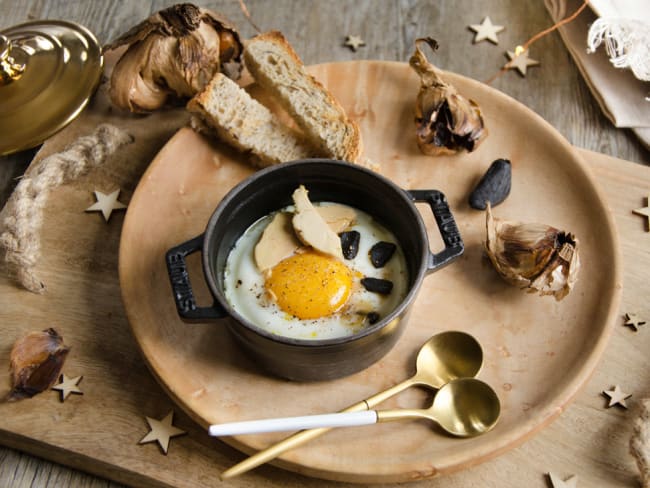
[0,20,103,156]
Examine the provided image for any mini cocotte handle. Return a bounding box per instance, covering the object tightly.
[165,235,228,321]
[407,190,464,273]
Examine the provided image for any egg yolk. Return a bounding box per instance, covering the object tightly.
[266,252,353,320]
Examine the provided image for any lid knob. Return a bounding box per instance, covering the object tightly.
[0,34,26,85]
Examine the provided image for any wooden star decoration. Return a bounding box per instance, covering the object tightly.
[51,374,83,401]
[624,312,646,331]
[603,385,632,408]
[85,189,127,222]
[505,48,540,76]
[344,35,365,52]
[632,194,650,231]
[139,410,186,454]
[469,16,505,44]
[548,472,578,488]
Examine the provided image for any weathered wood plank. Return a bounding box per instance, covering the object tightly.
[0,1,647,487]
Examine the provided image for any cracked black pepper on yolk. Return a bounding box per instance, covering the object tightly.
[265,251,354,320]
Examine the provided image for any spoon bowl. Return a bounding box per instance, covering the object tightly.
[377,378,501,437]
[415,331,484,390]
[435,378,501,436]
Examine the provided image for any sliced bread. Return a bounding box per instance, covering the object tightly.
[244,31,363,163]
[187,72,317,167]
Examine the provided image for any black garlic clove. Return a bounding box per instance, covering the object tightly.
[369,241,397,268]
[339,231,360,259]
[367,312,380,324]
[469,158,511,210]
[361,277,393,295]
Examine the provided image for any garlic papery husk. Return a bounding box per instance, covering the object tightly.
[7,328,69,401]
[485,204,580,300]
[409,37,487,156]
[106,3,243,112]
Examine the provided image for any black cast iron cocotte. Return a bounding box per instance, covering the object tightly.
[166,159,464,381]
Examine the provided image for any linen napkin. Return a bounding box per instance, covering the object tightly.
[544,0,650,149]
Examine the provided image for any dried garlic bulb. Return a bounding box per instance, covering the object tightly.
[410,38,487,156]
[7,328,69,401]
[485,204,579,300]
[106,3,243,112]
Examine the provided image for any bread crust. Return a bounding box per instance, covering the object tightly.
[187,73,316,167]
[244,31,362,163]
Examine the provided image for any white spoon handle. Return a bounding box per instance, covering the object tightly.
[209,410,378,437]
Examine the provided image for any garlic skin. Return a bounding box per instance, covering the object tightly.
[106,3,243,112]
[7,328,69,401]
[485,204,579,300]
[409,38,487,156]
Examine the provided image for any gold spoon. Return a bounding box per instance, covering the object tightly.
[220,330,483,479]
[209,378,500,438]
[375,377,500,436]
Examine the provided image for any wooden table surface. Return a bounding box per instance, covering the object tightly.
[0,1,648,487]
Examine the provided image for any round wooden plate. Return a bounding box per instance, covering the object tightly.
[118,61,621,483]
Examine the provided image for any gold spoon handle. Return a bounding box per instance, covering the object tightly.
[376,408,433,423]
[219,377,418,480]
[362,376,419,408]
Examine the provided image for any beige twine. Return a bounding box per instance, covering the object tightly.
[0,124,133,293]
[631,398,650,488]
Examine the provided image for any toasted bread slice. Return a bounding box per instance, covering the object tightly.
[244,31,363,163]
[187,72,316,167]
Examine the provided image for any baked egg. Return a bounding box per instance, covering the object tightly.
[223,192,408,340]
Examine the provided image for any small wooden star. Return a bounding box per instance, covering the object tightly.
[85,189,127,221]
[505,48,540,76]
[632,194,650,231]
[548,473,578,488]
[344,35,365,52]
[623,312,646,332]
[469,17,505,44]
[602,385,632,408]
[51,374,83,401]
[139,410,186,454]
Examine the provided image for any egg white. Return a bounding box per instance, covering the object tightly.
[223,203,408,340]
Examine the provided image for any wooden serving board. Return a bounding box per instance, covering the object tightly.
[0,61,648,488]
[119,61,621,482]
